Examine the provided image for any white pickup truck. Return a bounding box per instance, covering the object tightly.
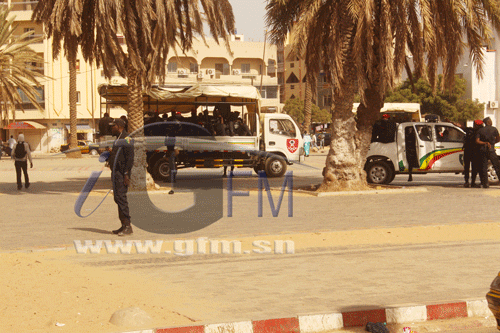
[365,121,499,184]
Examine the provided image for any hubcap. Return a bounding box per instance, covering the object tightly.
[370,165,387,183]
[159,162,170,177]
[270,160,283,174]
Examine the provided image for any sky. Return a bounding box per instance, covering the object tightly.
[228,0,267,42]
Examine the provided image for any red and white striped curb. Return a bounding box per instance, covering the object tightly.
[118,299,491,333]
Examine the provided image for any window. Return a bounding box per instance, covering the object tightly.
[69,59,80,72]
[416,125,432,141]
[290,63,295,68]
[167,62,177,73]
[269,119,297,138]
[76,91,81,104]
[17,87,45,109]
[435,125,464,143]
[266,86,278,99]
[323,95,332,107]
[286,73,299,83]
[290,85,295,90]
[241,63,250,74]
[190,62,198,73]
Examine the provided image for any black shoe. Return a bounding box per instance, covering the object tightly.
[222,174,227,178]
[483,184,490,188]
[112,225,125,234]
[471,183,480,188]
[464,182,470,188]
[117,225,133,236]
[17,185,22,190]
[408,176,413,182]
[25,183,30,189]
[168,189,174,195]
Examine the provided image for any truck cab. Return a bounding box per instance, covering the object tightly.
[365,122,468,184]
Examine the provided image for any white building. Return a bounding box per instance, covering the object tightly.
[1,2,279,152]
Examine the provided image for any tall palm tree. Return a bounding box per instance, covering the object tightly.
[0,6,45,128]
[33,0,82,157]
[266,0,500,191]
[35,0,235,189]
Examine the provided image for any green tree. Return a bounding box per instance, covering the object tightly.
[0,6,45,128]
[385,75,484,123]
[283,98,331,129]
[266,0,500,191]
[34,0,235,189]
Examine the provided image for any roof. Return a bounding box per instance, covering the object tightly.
[98,83,262,113]
[6,121,46,129]
[352,103,421,113]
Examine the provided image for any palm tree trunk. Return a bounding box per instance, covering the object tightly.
[303,79,312,133]
[67,49,81,158]
[319,20,369,191]
[127,60,148,191]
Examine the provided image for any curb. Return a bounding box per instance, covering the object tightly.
[116,299,492,333]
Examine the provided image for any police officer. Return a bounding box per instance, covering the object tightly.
[462,119,484,187]
[476,117,500,188]
[109,118,134,235]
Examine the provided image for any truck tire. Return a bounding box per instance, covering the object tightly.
[487,163,500,184]
[265,156,287,177]
[153,157,171,182]
[366,161,393,184]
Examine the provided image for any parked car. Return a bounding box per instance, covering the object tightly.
[316,132,331,147]
[60,140,99,155]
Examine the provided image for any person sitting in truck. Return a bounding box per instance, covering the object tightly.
[213,108,226,136]
[235,117,252,136]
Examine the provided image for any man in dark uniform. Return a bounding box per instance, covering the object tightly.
[371,114,396,143]
[461,119,484,187]
[108,118,134,235]
[476,117,500,188]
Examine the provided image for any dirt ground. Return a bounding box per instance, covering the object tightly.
[0,250,200,333]
[3,222,500,332]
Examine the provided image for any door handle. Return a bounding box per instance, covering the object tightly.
[436,145,444,148]
[420,145,424,147]
[269,141,275,146]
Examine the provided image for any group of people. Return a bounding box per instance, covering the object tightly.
[144,106,252,137]
[461,117,500,188]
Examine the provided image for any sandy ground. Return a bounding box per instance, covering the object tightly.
[0,250,203,333]
[3,222,500,332]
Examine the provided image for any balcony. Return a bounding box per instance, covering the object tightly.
[6,0,38,10]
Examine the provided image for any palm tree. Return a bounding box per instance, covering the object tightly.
[266,0,500,191]
[35,0,235,189]
[33,0,82,157]
[0,6,45,128]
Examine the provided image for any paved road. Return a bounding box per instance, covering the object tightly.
[2,153,500,329]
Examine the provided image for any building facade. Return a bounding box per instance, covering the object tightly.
[1,1,279,152]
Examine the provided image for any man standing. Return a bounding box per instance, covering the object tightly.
[459,119,483,187]
[12,134,32,190]
[476,117,500,188]
[7,135,16,156]
[108,118,134,235]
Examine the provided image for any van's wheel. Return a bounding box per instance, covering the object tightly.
[265,156,287,177]
[366,161,393,184]
[153,157,171,182]
[487,163,500,184]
